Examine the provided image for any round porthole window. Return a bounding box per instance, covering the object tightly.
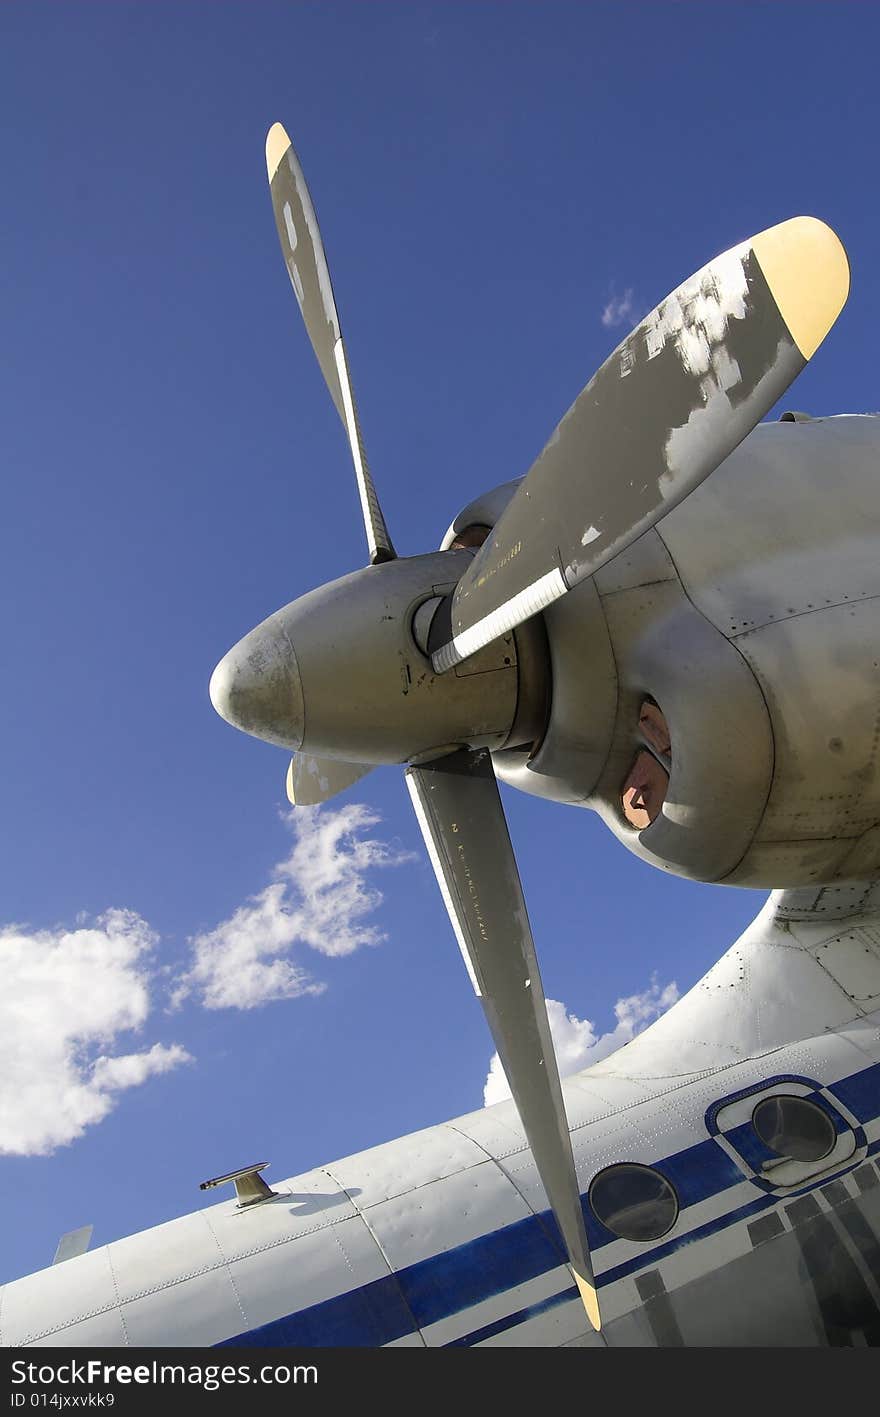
[752,1095,837,1162]
[589,1163,678,1241]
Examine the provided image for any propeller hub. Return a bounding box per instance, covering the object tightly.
[209,616,304,751]
[210,552,527,766]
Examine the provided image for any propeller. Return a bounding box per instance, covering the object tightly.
[430,217,849,671]
[209,123,851,1334]
[266,123,395,566]
[406,749,599,1326]
[286,754,373,807]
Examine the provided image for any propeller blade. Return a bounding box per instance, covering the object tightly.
[266,123,395,565]
[433,216,849,670]
[286,754,373,806]
[406,748,600,1331]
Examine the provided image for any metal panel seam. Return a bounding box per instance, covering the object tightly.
[321,1165,424,1345]
[582,581,621,801]
[596,576,679,598]
[13,1299,121,1348]
[808,954,878,1018]
[732,590,880,640]
[651,521,776,883]
[199,1209,250,1329]
[105,1244,130,1347]
[108,1209,357,1304]
[444,1122,572,1268]
[12,1203,382,1344]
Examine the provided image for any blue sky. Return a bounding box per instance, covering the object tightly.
[2,1,879,1285]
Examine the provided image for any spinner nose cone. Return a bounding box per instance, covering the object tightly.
[209,615,305,751]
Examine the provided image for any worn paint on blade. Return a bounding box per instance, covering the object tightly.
[282,201,299,254]
[267,132,344,419]
[444,224,813,642]
[663,337,789,490]
[267,134,394,562]
[643,243,748,384]
[287,754,373,806]
[282,196,306,303]
[285,149,341,343]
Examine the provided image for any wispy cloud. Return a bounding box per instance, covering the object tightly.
[0,910,192,1156]
[483,976,679,1106]
[0,806,408,1154]
[90,1042,190,1091]
[174,805,412,1011]
[601,287,636,329]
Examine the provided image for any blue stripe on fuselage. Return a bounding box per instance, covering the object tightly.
[830,1061,880,1123]
[399,1211,564,1327]
[216,1273,415,1348]
[217,1058,880,1348]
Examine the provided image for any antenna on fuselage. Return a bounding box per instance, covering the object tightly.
[199,1162,278,1208]
[52,1225,93,1265]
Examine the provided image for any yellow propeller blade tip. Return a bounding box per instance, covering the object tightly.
[573,1268,601,1332]
[285,758,297,806]
[265,122,291,183]
[752,215,850,361]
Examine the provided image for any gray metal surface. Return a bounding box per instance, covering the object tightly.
[491,415,880,890]
[434,228,826,671]
[406,748,598,1316]
[656,415,880,635]
[286,754,373,806]
[439,479,522,550]
[211,551,525,764]
[656,416,880,885]
[592,575,774,880]
[594,880,880,1076]
[494,574,618,807]
[266,123,394,564]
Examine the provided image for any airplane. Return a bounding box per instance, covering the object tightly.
[1,123,879,1349]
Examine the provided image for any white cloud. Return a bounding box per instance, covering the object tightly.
[601,288,635,329]
[174,804,412,1011]
[0,805,408,1153]
[483,977,679,1106]
[91,1042,191,1091]
[0,909,192,1156]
